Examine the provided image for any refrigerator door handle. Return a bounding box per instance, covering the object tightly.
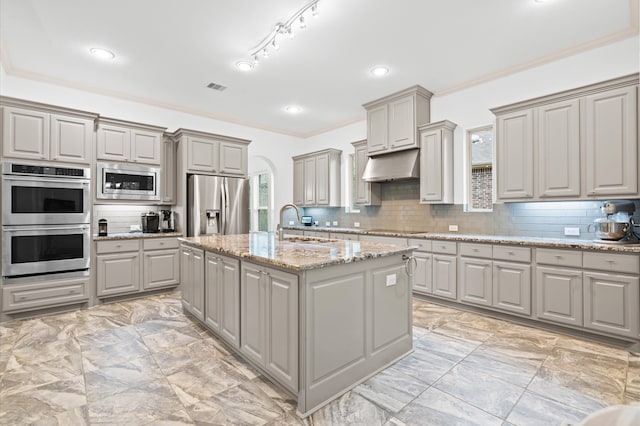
[221,179,229,234]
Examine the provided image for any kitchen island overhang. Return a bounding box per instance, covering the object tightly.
[178,232,415,417]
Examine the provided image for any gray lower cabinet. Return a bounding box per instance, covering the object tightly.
[180,244,204,321]
[432,254,457,300]
[459,256,493,307]
[240,262,298,392]
[143,239,180,290]
[583,271,639,339]
[96,239,141,297]
[536,266,583,327]
[2,276,90,313]
[493,261,531,316]
[408,239,432,295]
[205,252,240,348]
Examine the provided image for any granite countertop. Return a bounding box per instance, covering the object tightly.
[284,226,640,253]
[178,232,413,271]
[93,231,183,241]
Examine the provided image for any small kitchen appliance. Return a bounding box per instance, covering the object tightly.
[141,211,160,233]
[159,209,174,232]
[589,200,639,243]
[98,219,108,236]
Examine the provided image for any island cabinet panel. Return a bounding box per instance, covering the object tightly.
[583,272,639,338]
[240,262,298,392]
[180,245,204,321]
[206,253,240,348]
[371,263,412,353]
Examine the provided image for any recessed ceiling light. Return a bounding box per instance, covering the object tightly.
[285,105,302,114]
[89,48,115,60]
[235,61,253,71]
[370,66,389,77]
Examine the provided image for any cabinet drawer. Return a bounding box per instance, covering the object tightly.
[2,278,89,313]
[143,237,179,251]
[583,252,639,275]
[96,239,140,254]
[408,239,432,251]
[431,240,457,255]
[536,249,582,268]
[492,245,531,263]
[459,243,492,258]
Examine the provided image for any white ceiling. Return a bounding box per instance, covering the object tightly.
[0,0,636,137]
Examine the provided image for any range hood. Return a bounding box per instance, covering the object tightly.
[362,149,420,182]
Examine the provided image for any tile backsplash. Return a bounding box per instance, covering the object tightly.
[286,180,640,240]
[93,204,159,234]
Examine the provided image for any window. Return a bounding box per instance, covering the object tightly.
[250,171,272,231]
[466,126,494,212]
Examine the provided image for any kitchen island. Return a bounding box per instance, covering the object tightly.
[178,232,414,417]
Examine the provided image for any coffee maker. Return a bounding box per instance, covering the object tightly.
[160,209,174,232]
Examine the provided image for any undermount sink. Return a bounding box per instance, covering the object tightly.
[283,236,338,244]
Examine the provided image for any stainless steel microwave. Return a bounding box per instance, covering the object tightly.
[97,162,160,201]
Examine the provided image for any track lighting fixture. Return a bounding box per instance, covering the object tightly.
[242,0,320,69]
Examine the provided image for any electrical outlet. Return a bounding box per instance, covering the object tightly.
[564,227,580,236]
[130,224,141,231]
[354,222,360,228]
[325,221,331,227]
[333,221,338,226]
[449,225,459,232]
[386,274,397,286]
[288,221,294,226]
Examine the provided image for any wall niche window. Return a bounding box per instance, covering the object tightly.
[466,126,494,212]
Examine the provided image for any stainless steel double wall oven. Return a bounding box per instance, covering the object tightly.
[2,162,91,280]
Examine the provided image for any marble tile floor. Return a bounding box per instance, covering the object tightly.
[0,292,638,425]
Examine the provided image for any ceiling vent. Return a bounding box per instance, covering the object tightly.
[206,82,227,91]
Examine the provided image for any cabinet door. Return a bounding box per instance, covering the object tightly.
[162,136,175,204]
[537,99,581,198]
[2,276,89,313]
[315,153,330,205]
[265,267,298,391]
[432,254,457,300]
[536,266,582,327]
[292,159,305,205]
[303,156,316,205]
[240,262,266,366]
[143,249,180,290]
[219,141,247,177]
[180,247,194,310]
[190,248,205,321]
[187,137,219,173]
[96,252,141,297]
[388,95,416,151]
[131,129,161,165]
[583,271,639,338]
[492,261,531,316]
[2,107,49,160]
[458,257,493,307]
[367,104,388,154]
[204,253,222,331]
[220,256,240,348]
[496,109,534,199]
[585,86,638,196]
[354,142,380,205]
[419,129,443,202]
[50,114,93,164]
[412,251,432,294]
[97,124,130,161]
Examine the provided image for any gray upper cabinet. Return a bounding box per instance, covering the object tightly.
[585,85,638,196]
[351,139,380,206]
[492,73,639,201]
[175,128,251,177]
[292,149,342,207]
[363,85,432,156]
[162,133,176,204]
[97,118,166,165]
[1,100,96,164]
[419,120,456,204]
[496,109,534,200]
[537,99,581,198]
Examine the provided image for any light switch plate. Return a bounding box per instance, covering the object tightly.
[449,225,459,232]
[288,221,294,225]
[325,221,331,226]
[354,222,360,228]
[131,224,141,231]
[564,227,580,236]
[386,274,397,286]
[333,221,338,226]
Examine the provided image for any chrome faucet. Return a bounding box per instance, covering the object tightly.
[277,203,302,241]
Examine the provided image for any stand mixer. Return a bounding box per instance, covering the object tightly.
[589,200,639,244]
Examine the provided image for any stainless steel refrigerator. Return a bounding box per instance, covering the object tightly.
[187,175,250,236]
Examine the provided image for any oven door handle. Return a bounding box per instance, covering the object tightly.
[2,175,90,186]
[3,224,90,233]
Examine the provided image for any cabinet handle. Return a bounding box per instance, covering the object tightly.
[508,251,515,256]
[18,296,27,300]
[473,248,479,252]
[68,290,77,294]
[555,255,563,259]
